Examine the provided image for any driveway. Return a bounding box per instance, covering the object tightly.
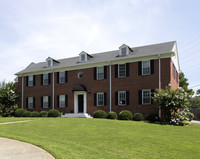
[0,137,55,159]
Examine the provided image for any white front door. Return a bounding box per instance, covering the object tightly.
[74,91,87,114]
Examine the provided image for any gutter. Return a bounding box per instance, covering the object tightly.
[21,74,24,109]
[52,69,55,109]
[158,54,161,118]
[109,61,112,112]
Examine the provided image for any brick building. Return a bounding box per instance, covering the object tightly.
[15,41,180,117]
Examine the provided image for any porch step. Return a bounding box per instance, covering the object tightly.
[61,113,93,118]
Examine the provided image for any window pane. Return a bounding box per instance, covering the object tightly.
[97,93,104,106]
[43,96,49,108]
[43,74,48,85]
[121,48,127,56]
[81,54,85,61]
[142,90,151,104]
[142,61,150,75]
[47,60,51,66]
[59,72,65,83]
[28,76,33,87]
[118,91,126,105]
[97,67,104,80]
[59,95,65,107]
[28,97,33,109]
[118,64,126,77]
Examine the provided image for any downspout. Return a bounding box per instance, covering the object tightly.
[52,69,55,109]
[21,74,24,109]
[158,54,161,118]
[109,61,112,112]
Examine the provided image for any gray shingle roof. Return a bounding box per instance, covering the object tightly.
[15,41,176,75]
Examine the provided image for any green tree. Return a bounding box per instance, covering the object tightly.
[179,72,194,95]
[0,81,19,117]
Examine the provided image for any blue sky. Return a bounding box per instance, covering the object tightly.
[0,0,200,92]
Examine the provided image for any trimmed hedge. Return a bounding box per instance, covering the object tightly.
[30,111,40,117]
[48,109,61,117]
[15,109,26,117]
[23,111,31,117]
[146,113,160,122]
[118,110,133,120]
[93,110,108,118]
[133,113,143,121]
[40,111,48,117]
[107,111,117,119]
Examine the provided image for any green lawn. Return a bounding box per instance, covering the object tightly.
[0,118,200,159]
[0,117,33,123]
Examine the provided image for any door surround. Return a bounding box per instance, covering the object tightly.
[74,91,87,114]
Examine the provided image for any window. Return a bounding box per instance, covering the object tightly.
[28,75,33,87]
[121,47,127,56]
[43,74,49,85]
[118,64,126,77]
[81,54,85,62]
[118,91,126,105]
[142,90,151,104]
[28,97,33,109]
[47,60,52,67]
[142,61,150,75]
[97,93,104,106]
[173,65,175,79]
[78,72,83,78]
[97,67,104,80]
[43,96,49,108]
[59,95,65,108]
[59,72,65,83]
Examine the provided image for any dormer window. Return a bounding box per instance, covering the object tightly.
[46,57,53,67]
[47,60,52,67]
[81,54,86,62]
[119,44,132,57]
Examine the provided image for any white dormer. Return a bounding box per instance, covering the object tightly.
[79,51,88,62]
[46,57,53,67]
[119,44,130,56]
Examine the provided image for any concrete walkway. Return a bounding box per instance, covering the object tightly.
[0,137,55,159]
[191,120,200,124]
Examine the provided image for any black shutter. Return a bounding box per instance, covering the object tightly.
[104,92,107,106]
[65,95,68,107]
[94,93,97,106]
[48,73,51,84]
[26,97,28,108]
[94,67,97,80]
[104,66,107,79]
[57,96,59,108]
[151,60,154,74]
[33,75,35,86]
[26,76,28,87]
[48,96,51,108]
[57,72,59,83]
[115,64,118,78]
[41,74,43,85]
[41,97,43,108]
[33,97,35,108]
[126,91,129,105]
[138,90,142,104]
[65,71,68,83]
[126,63,129,77]
[151,89,155,104]
[115,92,118,106]
[138,62,142,75]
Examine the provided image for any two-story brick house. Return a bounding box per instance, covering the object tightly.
[15,41,180,117]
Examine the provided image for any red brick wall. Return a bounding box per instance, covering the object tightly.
[17,57,178,116]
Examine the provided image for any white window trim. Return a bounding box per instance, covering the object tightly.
[96,66,104,80]
[59,95,65,108]
[118,64,126,78]
[28,75,33,87]
[142,60,151,75]
[142,89,151,105]
[28,97,33,109]
[118,91,126,106]
[43,96,49,108]
[59,71,65,83]
[97,92,104,106]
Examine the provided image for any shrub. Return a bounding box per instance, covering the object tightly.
[118,110,133,120]
[14,109,26,117]
[186,112,194,121]
[39,111,48,117]
[107,111,117,119]
[146,113,160,122]
[23,111,31,117]
[30,111,40,117]
[133,113,143,121]
[93,110,108,118]
[48,109,61,117]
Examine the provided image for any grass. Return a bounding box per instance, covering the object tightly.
[0,117,33,123]
[0,118,200,159]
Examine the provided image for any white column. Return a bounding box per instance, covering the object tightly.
[158,54,161,118]
[109,61,112,112]
[52,70,54,109]
[21,75,24,109]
